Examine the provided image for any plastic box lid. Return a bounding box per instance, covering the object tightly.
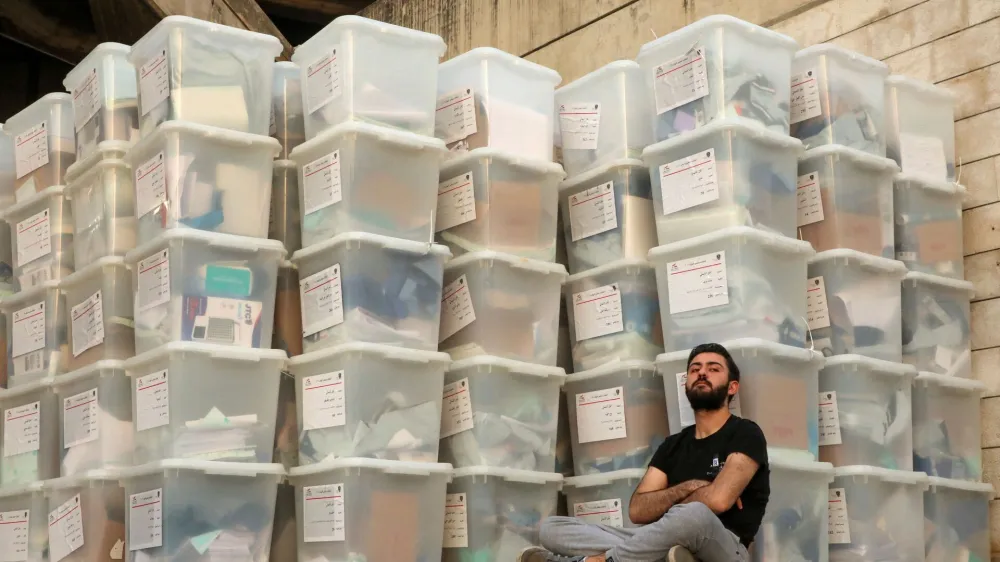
[565,359,656,385]
[120,459,286,480]
[893,173,966,197]
[294,15,446,60]
[290,119,447,159]
[289,457,454,478]
[440,147,566,178]
[448,354,567,380]
[445,250,569,279]
[4,93,73,133]
[925,476,994,496]
[51,359,126,389]
[768,450,835,477]
[64,140,132,184]
[291,231,451,264]
[274,61,298,73]
[124,228,288,266]
[0,280,60,312]
[556,60,642,97]
[565,258,654,285]
[63,42,132,91]
[638,15,798,58]
[59,256,127,290]
[130,15,283,63]
[886,75,956,102]
[439,47,561,85]
[648,226,815,262]
[452,466,564,485]
[288,341,450,369]
[821,354,917,379]
[799,144,899,174]
[130,120,282,154]
[903,271,974,295]
[914,371,986,395]
[1,185,66,222]
[559,158,646,192]
[794,44,889,74]
[0,480,44,499]
[563,468,647,489]
[123,341,288,373]
[642,117,804,160]
[44,468,124,491]
[808,249,908,276]
[833,465,930,487]
[0,376,55,400]
[656,338,823,366]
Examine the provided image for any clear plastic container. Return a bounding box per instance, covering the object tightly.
[124,229,286,354]
[444,467,562,562]
[554,61,654,177]
[902,272,973,378]
[291,232,450,353]
[4,94,76,201]
[658,339,823,458]
[885,75,956,182]
[272,261,302,357]
[807,250,907,362]
[912,372,984,481]
[0,377,59,486]
[817,355,915,470]
[562,469,646,529]
[270,160,301,254]
[790,45,889,155]
[64,141,135,266]
[289,458,452,562]
[751,454,833,562]
[649,227,815,352]
[559,159,656,274]
[51,360,133,476]
[437,48,561,160]
[829,466,928,561]
[42,470,124,562]
[439,251,567,365]
[563,361,668,475]
[129,16,282,137]
[63,43,139,160]
[271,62,304,159]
[642,118,802,245]
[4,185,74,291]
[125,121,281,243]
[923,477,992,561]
[1,282,68,384]
[893,174,965,279]
[288,342,449,465]
[563,259,663,372]
[439,356,565,472]
[60,256,134,372]
[796,145,898,257]
[0,481,47,561]
[123,342,286,464]
[121,460,283,562]
[636,16,798,140]
[0,125,15,205]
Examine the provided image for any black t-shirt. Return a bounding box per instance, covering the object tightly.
[648,415,770,546]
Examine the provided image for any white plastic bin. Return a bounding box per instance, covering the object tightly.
[437,48,560,161]
[751,455,833,562]
[554,61,654,177]
[4,185,74,291]
[893,174,965,279]
[63,43,139,160]
[291,232,450,353]
[125,229,285,353]
[562,469,646,529]
[1,282,68,384]
[289,458,452,562]
[563,361,668,475]
[4,94,76,202]
[0,481,47,561]
[270,160,301,254]
[0,125,14,205]
[817,355,915,470]
[807,250,907,362]
[439,356,565,472]
[64,141,136,266]
[796,145,898,257]
[129,16,282,137]
[649,227,814,352]
[902,272,973,378]
[0,377,59,486]
[444,467,562,562]
[912,372,984,481]
[292,16,446,138]
[564,259,663,372]
[60,256,134,372]
[885,75,956,182]
[121,460,283,562]
[439,252,567,365]
[272,61,304,159]
[289,121,446,247]
[124,342,286,464]
[642,118,802,245]
[288,342,449,465]
[636,16,798,140]
[790,45,889,155]
[923,477,992,561]
[42,470,124,562]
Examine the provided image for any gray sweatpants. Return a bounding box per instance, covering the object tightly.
[539,503,749,562]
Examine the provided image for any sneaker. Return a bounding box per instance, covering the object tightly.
[668,546,697,562]
[517,546,586,562]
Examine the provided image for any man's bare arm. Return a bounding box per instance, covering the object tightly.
[681,452,759,514]
[628,467,710,524]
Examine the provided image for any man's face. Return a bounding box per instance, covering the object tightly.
[685,352,736,411]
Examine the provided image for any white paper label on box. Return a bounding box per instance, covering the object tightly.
[572,284,624,342]
[135,370,170,432]
[71,291,105,358]
[300,264,344,337]
[72,67,102,132]
[12,302,45,359]
[136,250,170,312]
[306,49,342,114]
[128,489,163,551]
[676,372,741,427]
[653,48,710,115]
[441,378,474,438]
[139,47,169,117]
[569,181,618,241]
[303,483,345,542]
[135,152,167,218]
[436,173,477,232]
[14,122,50,180]
[48,495,84,562]
[439,275,476,342]
[443,493,469,548]
[818,391,843,446]
[666,251,729,314]
[659,148,719,215]
[827,488,851,544]
[0,509,30,561]
[3,402,40,458]
[302,371,346,430]
[900,133,947,180]
[806,276,831,331]
[573,499,624,528]
[796,172,824,227]
[63,388,99,449]
[302,150,343,215]
[790,69,822,125]
[16,209,52,267]
[575,387,627,444]
[436,88,478,145]
[559,102,601,150]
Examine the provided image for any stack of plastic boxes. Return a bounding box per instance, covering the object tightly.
[0,126,15,388]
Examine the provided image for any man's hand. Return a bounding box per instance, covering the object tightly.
[681,453,758,514]
[628,470,712,525]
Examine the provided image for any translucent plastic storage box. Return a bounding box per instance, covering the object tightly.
[796,145,897,257]
[273,261,302,357]
[790,45,889,155]
[0,377,59,486]
[42,470,124,562]
[289,121,446,247]
[642,118,802,245]
[0,481,47,561]
[902,272,973,378]
[559,159,657,274]
[437,48,560,161]
[636,16,798,141]
[751,455,833,562]
[0,125,15,205]
[817,355,915,470]
[2,282,67,384]
[885,75,956,182]
[912,372,984,480]
[436,148,564,261]
[439,252,567,365]
[270,160,301,254]
[288,342,449,465]
[125,229,285,353]
[63,43,139,160]
[4,185,74,291]
[292,16,446,138]
[562,469,646,529]
[894,174,965,279]
[271,62,304,159]
[129,16,282,137]
[60,256,134,372]
[923,477,992,561]
[124,342,285,464]
[64,141,135,265]
[649,227,814,352]
[4,93,75,201]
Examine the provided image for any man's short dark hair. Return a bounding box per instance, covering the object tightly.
[687,343,740,383]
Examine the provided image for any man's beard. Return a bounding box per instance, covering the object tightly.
[685,379,731,411]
